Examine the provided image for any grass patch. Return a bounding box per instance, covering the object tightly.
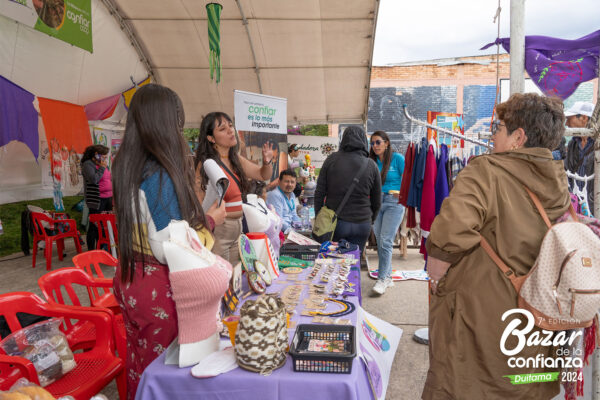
[0,196,84,258]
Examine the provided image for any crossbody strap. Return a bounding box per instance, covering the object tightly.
[215,158,242,191]
[524,186,578,225]
[481,185,578,291]
[335,158,370,215]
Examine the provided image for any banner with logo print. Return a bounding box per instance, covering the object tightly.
[287,135,338,169]
[0,0,92,52]
[234,90,287,134]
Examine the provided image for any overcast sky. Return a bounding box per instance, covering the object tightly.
[373,0,600,65]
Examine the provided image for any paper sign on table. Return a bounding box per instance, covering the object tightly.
[356,306,403,400]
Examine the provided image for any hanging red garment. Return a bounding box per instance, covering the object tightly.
[419,144,437,256]
[400,143,418,228]
[399,143,414,206]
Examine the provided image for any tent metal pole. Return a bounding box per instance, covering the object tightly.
[235,0,263,94]
[590,57,600,400]
[509,0,525,95]
[402,105,493,149]
[364,0,381,126]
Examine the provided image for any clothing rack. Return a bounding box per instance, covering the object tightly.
[402,105,493,150]
[566,170,595,182]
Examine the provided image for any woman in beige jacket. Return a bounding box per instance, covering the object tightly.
[423,93,570,400]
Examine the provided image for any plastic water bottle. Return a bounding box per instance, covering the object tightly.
[300,200,311,230]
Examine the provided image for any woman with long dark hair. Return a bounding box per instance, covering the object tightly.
[111,84,215,399]
[369,131,405,295]
[194,112,274,264]
[81,144,110,250]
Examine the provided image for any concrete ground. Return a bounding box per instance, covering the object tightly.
[2,242,584,400]
[0,241,433,400]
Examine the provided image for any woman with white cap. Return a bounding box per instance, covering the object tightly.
[565,101,596,212]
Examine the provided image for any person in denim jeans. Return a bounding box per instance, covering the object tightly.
[369,131,405,295]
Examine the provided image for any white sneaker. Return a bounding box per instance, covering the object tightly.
[372,278,394,295]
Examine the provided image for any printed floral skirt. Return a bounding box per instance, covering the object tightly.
[113,253,178,400]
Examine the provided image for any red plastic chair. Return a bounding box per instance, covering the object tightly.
[72,250,120,313]
[88,213,118,253]
[38,268,127,373]
[38,267,113,351]
[0,292,125,400]
[31,212,82,270]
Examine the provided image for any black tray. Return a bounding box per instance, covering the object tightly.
[289,324,356,374]
[280,244,320,261]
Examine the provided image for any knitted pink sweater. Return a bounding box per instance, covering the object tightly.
[169,257,232,344]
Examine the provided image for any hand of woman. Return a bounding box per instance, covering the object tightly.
[427,256,451,295]
[206,200,227,226]
[262,142,274,164]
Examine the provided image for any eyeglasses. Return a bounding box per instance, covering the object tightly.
[371,139,384,146]
[491,120,505,135]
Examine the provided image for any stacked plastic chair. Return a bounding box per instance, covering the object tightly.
[0,292,124,399]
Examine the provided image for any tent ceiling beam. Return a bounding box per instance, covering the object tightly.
[363,0,380,126]
[235,0,263,94]
[100,0,155,82]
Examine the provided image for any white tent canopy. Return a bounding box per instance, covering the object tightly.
[0,0,377,203]
[111,0,378,126]
[0,1,148,105]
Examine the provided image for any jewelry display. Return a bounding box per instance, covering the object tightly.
[282,267,303,274]
[308,298,355,318]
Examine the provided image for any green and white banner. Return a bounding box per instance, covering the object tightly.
[0,0,92,52]
[234,90,287,134]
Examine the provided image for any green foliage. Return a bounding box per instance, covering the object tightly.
[0,196,84,257]
[300,125,328,136]
[183,128,200,141]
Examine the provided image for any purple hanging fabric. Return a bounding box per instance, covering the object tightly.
[434,144,449,215]
[0,75,39,159]
[481,30,600,99]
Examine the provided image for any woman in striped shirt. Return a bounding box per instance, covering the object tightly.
[195,112,274,264]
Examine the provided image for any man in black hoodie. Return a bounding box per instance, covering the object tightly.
[315,126,382,260]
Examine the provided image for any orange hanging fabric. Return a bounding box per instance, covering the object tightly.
[38,97,92,155]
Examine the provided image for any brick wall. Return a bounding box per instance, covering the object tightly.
[367,54,599,145]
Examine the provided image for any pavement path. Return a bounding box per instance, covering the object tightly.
[0,242,433,399]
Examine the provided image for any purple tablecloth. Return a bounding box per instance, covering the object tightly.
[135,249,371,400]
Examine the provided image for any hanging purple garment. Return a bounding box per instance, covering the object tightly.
[481,30,600,99]
[434,145,449,215]
[0,76,38,159]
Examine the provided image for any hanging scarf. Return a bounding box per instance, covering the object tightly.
[206,3,223,83]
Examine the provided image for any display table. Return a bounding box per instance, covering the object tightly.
[135,249,372,400]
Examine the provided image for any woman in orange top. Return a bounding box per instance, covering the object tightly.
[195,112,274,264]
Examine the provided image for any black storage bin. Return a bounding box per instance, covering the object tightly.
[280,244,320,261]
[289,324,356,374]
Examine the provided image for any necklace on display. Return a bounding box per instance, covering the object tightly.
[308,298,355,317]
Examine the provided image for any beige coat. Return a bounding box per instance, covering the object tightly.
[423,148,570,400]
